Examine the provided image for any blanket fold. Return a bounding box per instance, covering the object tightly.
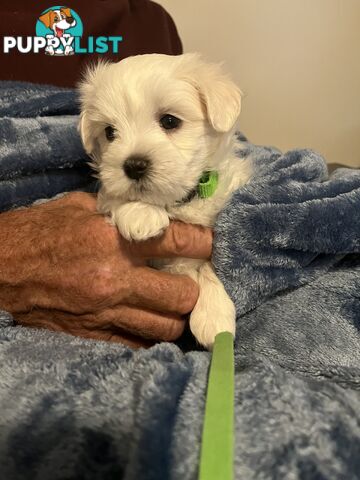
[0,116,86,180]
[0,81,94,211]
[0,166,97,212]
[214,141,360,318]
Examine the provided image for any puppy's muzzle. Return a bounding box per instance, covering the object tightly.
[123,155,151,181]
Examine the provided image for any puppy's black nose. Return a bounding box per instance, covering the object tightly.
[123,155,150,181]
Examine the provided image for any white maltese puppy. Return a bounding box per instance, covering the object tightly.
[79,53,252,349]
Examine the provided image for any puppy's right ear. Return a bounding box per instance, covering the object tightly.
[78,60,110,156]
[78,112,95,155]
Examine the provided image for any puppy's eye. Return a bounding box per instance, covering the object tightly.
[160,114,182,131]
[105,125,116,141]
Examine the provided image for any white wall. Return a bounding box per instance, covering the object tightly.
[157,0,360,167]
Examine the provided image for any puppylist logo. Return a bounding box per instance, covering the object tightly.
[3,6,123,56]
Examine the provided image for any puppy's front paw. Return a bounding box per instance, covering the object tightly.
[188,262,236,349]
[190,296,236,350]
[111,202,169,241]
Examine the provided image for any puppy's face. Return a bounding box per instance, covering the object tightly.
[79,54,241,206]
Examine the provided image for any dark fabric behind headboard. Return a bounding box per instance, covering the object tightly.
[0,0,182,87]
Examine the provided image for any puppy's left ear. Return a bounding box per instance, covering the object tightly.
[181,55,242,133]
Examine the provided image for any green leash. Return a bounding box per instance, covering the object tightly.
[188,173,234,478]
[198,332,235,480]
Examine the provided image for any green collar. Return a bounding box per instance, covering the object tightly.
[198,171,219,199]
[176,170,219,205]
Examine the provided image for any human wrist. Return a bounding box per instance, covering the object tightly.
[0,207,46,287]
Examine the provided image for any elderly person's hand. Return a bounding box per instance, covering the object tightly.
[0,192,212,347]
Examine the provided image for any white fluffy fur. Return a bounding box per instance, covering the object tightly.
[78,53,252,349]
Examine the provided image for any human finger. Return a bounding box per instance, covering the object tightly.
[128,221,213,260]
[126,267,199,314]
[14,308,155,348]
[98,304,186,341]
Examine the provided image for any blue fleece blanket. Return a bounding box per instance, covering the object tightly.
[0,82,96,212]
[0,82,359,480]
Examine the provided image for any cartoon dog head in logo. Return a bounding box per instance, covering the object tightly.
[39,7,76,38]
